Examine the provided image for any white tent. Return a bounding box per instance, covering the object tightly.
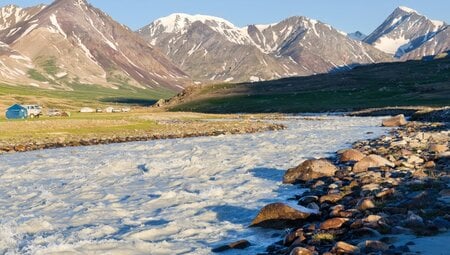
[80,107,95,113]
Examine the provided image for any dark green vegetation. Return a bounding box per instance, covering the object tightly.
[170,57,450,113]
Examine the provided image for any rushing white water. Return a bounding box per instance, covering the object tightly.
[0,116,386,255]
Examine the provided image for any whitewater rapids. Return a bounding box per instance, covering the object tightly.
[0,116,386,254]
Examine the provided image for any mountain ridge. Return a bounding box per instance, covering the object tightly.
[0,0,189,91]
[139,13,392,83]
[0,2,448,92]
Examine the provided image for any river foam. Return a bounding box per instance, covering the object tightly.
[0,116,386,254]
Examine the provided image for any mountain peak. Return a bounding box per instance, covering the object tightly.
[396,6,419,14]
[54,0,87,4]
[365,6,448,58]
[151,13,236,34]
[348,31,367,41]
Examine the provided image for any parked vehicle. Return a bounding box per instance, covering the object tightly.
[47,109,62,117]
[23,105,42,118]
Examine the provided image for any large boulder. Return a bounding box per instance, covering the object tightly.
[251,203,311,229]
[283,159,338,184]
[382,114,407,127]
[353,155,394,173]
[339,149,365,162]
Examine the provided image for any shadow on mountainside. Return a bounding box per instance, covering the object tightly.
[168,57,450,113]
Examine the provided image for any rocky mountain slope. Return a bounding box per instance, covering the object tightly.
[139,14,391,83]
[0,0,188,91]
[364,6,449,59]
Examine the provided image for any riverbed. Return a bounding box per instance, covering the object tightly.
[0,116,386,254]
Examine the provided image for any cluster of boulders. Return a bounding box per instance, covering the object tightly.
[0,123,286,154]
[215,115,450,254]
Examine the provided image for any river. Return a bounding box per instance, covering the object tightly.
[0,116,386,254]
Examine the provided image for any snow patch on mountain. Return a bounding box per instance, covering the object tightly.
[374,36,410,55]
[49,14,67,39]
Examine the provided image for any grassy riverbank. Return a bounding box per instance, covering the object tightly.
[0,111,285,153]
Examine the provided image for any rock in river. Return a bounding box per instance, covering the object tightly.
[382,114,407,127]
[251,203,311,229]
[283,159,338,184]
[212,240,251,252]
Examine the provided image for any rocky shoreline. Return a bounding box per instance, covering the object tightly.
[216,115,450,254]
[0,122,285,154]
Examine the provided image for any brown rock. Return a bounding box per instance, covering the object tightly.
[284,229,306,246]
[424,161,436,169]
[429,144,448,154]
[14,144,26,152]
[330,205,345,217]
[376,188,395,199]
[319,193,345,204]
[290,247,313,255]
[251,203,310,229]
[407,155,424,164]
[358,240,389,252]
[400,149,413,156]
[339,149,365,162]
[283,159,338,184]
[320,218,349,230]
[363,215,382,225]
[353,155,394,173]
[212,240,251,252]
[350,219,364,229]
[333,241,360,254]
[412,169,429,178]
[382,114,407,127]
[357,198,376,211]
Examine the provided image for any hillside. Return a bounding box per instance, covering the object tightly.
[0,0,188,91]
[164,56,450,113]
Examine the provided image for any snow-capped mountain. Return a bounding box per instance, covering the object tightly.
[139,14,391,82]
[348,31,367,41]
[364,6,448,58]
[0,0,188,91]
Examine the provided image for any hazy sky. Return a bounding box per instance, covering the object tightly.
[1,0,449,34]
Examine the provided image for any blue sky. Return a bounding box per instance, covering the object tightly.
[1,0,449,34]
